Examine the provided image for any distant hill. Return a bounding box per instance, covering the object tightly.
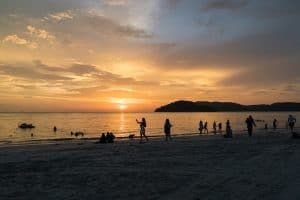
[154,101,300,112]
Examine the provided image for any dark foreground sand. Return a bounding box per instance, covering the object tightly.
[1,131,300,200]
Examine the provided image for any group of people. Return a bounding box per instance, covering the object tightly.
[134,114,297,143]
[198,121,209,134]
[244,115,297,137]
[98,132,115,143]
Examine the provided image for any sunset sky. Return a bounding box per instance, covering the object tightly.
[0,0,300,112]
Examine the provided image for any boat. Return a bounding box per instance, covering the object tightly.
[18,123,35,129]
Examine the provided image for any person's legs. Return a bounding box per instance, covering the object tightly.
[140,131,143,143]
[143,132,149,141]
[248,127,252,137]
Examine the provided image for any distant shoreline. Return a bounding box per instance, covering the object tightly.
[155,101,300,112]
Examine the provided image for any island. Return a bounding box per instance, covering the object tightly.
[155,101,300,112]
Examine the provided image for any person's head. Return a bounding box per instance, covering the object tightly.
[289,115,292,117]
[165,118,170,124]
[142,118,146,123]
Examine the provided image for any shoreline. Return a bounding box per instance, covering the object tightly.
[0,127,297,148]
[0,128,296,148]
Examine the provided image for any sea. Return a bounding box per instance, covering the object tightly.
[0,112,298,144]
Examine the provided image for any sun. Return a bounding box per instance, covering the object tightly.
[119,104,127,111]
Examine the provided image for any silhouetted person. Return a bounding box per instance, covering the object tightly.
[99,133,106,143]
[224,120,232,138]
[264,123,268,130]
[53,126,57,132]
[246,115,256,137]
[164,119,172,141]
[213,121,217,134]
[107,132,115,143]
[204,122,208,134]
[288,115,297,133]
[136,118,148,143]
[273,119,277,131]
[218,122,222,133]
[199,120,204,134]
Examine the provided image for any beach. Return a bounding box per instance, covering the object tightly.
[1,130,300,200]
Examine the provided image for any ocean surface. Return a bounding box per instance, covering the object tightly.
[0,112,298,144]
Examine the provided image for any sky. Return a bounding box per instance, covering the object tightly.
[0,0,300,112]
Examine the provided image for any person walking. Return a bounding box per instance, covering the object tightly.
[288,115,297,133]
[245,115,256,137]
[213,121,217,134]
[199,120,204,134]
[204,122,208,134]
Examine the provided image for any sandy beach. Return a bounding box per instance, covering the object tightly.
[1,130,300,200]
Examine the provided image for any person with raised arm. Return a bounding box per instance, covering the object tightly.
[136,118,149,143]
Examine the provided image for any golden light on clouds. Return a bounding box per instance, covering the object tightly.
[0,0,299,112]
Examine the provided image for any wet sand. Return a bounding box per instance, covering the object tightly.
[1,130,300,200]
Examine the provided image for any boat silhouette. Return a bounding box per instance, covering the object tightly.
[18,123,35,129]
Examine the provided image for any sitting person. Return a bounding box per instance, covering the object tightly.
[106,132,115,143]
[224,120,233,138]
[99,133,107,143]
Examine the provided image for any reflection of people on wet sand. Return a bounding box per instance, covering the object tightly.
[246,115,256,137]
[136,118,149,143]
[164,119,172,141]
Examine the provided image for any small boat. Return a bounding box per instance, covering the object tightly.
[19,123,35,129]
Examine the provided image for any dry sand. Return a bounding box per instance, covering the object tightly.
[1,130,300,200]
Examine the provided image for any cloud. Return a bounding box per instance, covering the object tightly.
[49,10,74,21]
[2,34,38,49]
[201,0,248,11]
[0,63,72,81]
[104,0,128,6]
[83,14,154,38]
[27,25,55,40]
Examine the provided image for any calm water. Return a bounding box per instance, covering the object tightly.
[0,112,298,144]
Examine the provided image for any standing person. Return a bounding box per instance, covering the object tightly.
[199,120,204,134]
[224,120,232,138]
[245,115,256,137]
[136,118,149,143]
[164,119,172,141]
[288,115,297,133]
[204,122,208,134]
[218,122,222,133]
[273,119,277,131]
[213,121,217,134]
